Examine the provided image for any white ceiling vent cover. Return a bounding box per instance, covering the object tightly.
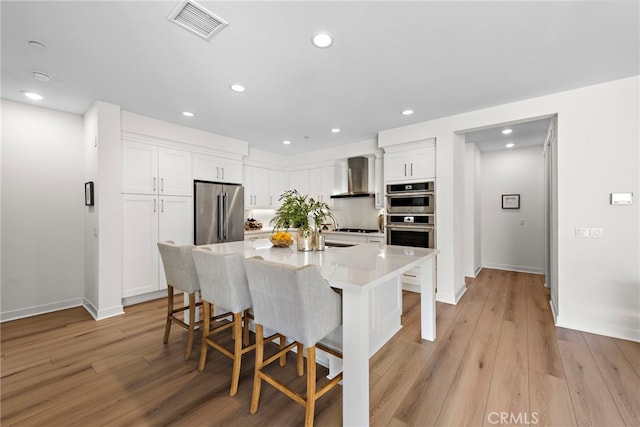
[169,0,228,41]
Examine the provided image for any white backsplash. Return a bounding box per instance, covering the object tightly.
[246,198,383,232]
[331,197,383,230]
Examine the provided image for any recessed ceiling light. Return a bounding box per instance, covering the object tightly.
[33,71,51,82]
[502,128,513,135]
[22,91,43,101]
[230,84,245,93]
[331,128,340,133]
[506,143,515,148]
[28,40,46,49]
[282,140,291,145]
[182,111,195,117]
[311,32,333,48]
[401,109,414,116]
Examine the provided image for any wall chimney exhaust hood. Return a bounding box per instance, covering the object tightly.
[331,156,375,198]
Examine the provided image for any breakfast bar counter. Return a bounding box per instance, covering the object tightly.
[202,239,438,426]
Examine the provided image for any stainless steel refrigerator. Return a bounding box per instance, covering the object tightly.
[194,180,245,245]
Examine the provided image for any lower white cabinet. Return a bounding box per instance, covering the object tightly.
[122,194,193,298]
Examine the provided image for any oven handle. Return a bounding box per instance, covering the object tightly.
[387,191,434,197]
[386,225,434,232]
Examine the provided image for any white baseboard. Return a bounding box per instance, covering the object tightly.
[83,298,124,321]
[0,297,84,322]
[122,289,167,307]
[556,314,640,343]
[482,263,544,275]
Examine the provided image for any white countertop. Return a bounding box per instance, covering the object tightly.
[201,239,437,292]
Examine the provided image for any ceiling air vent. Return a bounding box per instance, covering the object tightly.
[168,0,228,41]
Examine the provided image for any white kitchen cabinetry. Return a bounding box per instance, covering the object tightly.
[193,152,243,184]
[245,166,287,209]
[288,169,310,196]
[384,139,436,183]
[123,141,192,196]
[245,165,270,208]
[374,156,384,209]
[269,169,286,208]
[122,194,192,298]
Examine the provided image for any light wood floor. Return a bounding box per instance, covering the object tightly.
[2,269,638,426]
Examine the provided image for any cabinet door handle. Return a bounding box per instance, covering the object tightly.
[216,167,219,179]
[404,164,407,176]
[153,177,156,192]
[153,199,157,213]
[410,163,413,176]
[161,199,164,213]
[270,196,273,206]
[160,178,164,193]
[221,168,225,180]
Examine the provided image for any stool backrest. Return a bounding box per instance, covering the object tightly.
[244,258,341,347]
[192,248,252,314]
[157,241,200,294]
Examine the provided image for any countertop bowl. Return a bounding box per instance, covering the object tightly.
[270,237,294,248]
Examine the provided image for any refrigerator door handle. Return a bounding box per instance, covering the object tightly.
[222,192,229,240]
[217,193,224,240]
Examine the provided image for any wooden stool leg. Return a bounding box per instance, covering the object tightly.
[184,292,196,360]
[163,285,174,344]
[198,301,211,371]
[296,343,304,376]
[242,309,250,346]
[279,335,287,367]
[230,312,243,396]
[305,346,317,427]
[250,324,264,414]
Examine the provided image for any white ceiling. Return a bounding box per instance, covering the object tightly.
[2,1,638,156]
[464,118,551,152]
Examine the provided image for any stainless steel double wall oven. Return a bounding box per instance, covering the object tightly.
[385,181,436,249]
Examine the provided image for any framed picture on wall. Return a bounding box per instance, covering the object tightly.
[502,194,520,209]
[85,181,94,206]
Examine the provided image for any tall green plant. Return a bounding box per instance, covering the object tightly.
[270,189,331,234]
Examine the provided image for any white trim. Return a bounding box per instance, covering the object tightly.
[122,131,246,161]
[82,298,124,320]
[556,314,640,343]
[0,298,84,322]
[549,298,558,324]
[122,289,167,307]
[481,263,544,275]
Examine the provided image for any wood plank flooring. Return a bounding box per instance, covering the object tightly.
[2,269,638,426]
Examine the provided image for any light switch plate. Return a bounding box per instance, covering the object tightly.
[611,192,632,205]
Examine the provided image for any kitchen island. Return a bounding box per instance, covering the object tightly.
[202,239,438,426]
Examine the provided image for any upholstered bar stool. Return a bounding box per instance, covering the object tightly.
[244,258,343,427]
[191,248,258,396]
[157,240,205,360]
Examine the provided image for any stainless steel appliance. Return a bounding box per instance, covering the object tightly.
[194,180,244,245]
[386,181,435,214]
[386,214,435,248]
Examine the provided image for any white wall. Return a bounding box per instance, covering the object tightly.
[379,76,640,341]
[480,145,545,273]
[464,142,482,277]
[1,100,85,320]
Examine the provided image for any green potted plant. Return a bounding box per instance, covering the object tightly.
[270,189,332,251]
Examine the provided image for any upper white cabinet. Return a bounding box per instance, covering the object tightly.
[384,139,436,183]
[245,166,270,208]
[288,164,342,208]
[123,141,191,196]
[192,153,243,184]
[269,169,286,208]
[245,166,287,209]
